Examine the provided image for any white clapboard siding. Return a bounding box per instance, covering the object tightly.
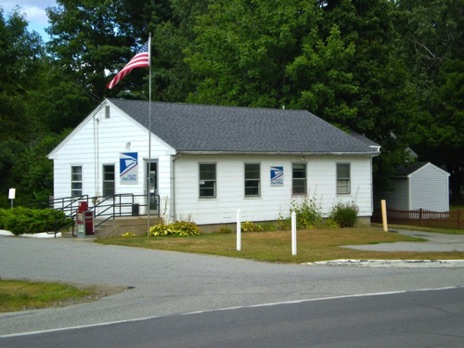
[49,100,176,211]
[409,164,449,212]
[380,162,450,212]
[173,154,374,225]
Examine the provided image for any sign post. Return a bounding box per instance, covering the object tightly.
[8,188,15,208]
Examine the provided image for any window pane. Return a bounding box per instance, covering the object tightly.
[200,164,216,198]
[245,180,260,196]
[245,164,260,196]
[245,164,260,179]
[71,166,82,181]
[293,179,306,194]
[337,180,350,194]
[337,163,350,194]
[200,164,216,180]
[71,166,82,197]
[292,163,306,195]
[103,165,115,196]
[337,164,350,178]
[103,165,115,180]
[293,164,306,179]
[200,181,215,197]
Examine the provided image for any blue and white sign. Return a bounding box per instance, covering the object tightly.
[120,152,138,185]
[270,166,284,187]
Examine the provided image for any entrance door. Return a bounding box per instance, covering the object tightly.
[146,161,158,211]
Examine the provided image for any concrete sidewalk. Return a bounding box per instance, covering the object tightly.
[343,229,464,252]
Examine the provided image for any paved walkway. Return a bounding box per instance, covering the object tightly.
[342,229,464,252]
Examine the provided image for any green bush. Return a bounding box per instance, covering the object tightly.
[149,221,200,237]
[278,198,323,230]
[241,221,264,232]
[217,226,233,234]
[260,222,277,231]
[329,201,359,227]
[0,207,70,235]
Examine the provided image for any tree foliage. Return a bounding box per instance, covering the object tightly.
[1,0,463,206]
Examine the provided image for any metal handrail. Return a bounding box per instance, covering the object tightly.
[49,193,160,235]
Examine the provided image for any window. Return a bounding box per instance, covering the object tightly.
[105,105,110,119]
[337,163,351,194]
[199,163,216,198]
[103,165,115,196]
[245,163,260,197]
[71,166,82,197]
[292,163,306,195]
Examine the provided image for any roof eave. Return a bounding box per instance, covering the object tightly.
[176,150,380,156]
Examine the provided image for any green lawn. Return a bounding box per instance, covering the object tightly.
[97,226,464,263]
[0,280,112,313]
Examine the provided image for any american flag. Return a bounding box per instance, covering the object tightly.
[106,41,150,89]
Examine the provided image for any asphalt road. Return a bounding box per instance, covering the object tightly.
[1,287,464,347]
[1,235,464,344]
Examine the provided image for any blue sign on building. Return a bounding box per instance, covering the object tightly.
[270,166,284,187]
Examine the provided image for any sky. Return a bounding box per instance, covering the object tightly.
[2,0,57,40]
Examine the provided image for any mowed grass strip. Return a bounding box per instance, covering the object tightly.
[0,280,108,313]
[97,227,464,263]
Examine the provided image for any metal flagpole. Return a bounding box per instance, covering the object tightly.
[147,33,152,236]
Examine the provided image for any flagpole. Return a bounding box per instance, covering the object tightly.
[147,33,152,236]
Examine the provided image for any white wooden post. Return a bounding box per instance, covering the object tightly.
[291,212,297,255]
[236,209,241,251]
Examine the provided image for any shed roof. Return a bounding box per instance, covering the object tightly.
[395,161,450,178]
[109,99,378,155]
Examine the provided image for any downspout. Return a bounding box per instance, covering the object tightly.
[171,154,182,222]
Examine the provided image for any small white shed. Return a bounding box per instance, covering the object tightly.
[382,162,450,212]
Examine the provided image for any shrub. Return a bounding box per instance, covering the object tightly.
[241,221,264,232]
[170,221,201,236]
[0,207,70,235]
[260,222,277,231]
[121,232,136,238]
[278,198,323,230]
[330,201,359,227]
[217,226,233,234]
[149,221,200,237]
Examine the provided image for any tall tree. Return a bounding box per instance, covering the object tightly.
[185,0,321,107]
[0,8,46,207]
[46,0,170,105]
[310,0,419,191]
[186,0,417,190]
[396,0,464,202]
[152,0,209,102]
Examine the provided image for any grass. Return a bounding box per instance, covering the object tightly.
[97,226,464,263]
[0,280,119,313]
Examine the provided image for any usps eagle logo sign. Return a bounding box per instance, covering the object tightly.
[120,152,138,185]
[270,166,284,187]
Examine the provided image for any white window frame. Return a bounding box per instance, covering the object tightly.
[244,163,261,197]
[102,164,115,196]
[71,166,82,197]
[292,163,307,195]
[199,163,216,198]
[337,163,351,194]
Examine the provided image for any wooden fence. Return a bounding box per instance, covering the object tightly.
[372,208,463,230]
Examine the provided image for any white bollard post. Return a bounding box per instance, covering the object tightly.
[236,209,241,251]
[291,212,297,256]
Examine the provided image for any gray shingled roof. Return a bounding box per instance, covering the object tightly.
[109,98,378,155]
[395,161,429,177]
